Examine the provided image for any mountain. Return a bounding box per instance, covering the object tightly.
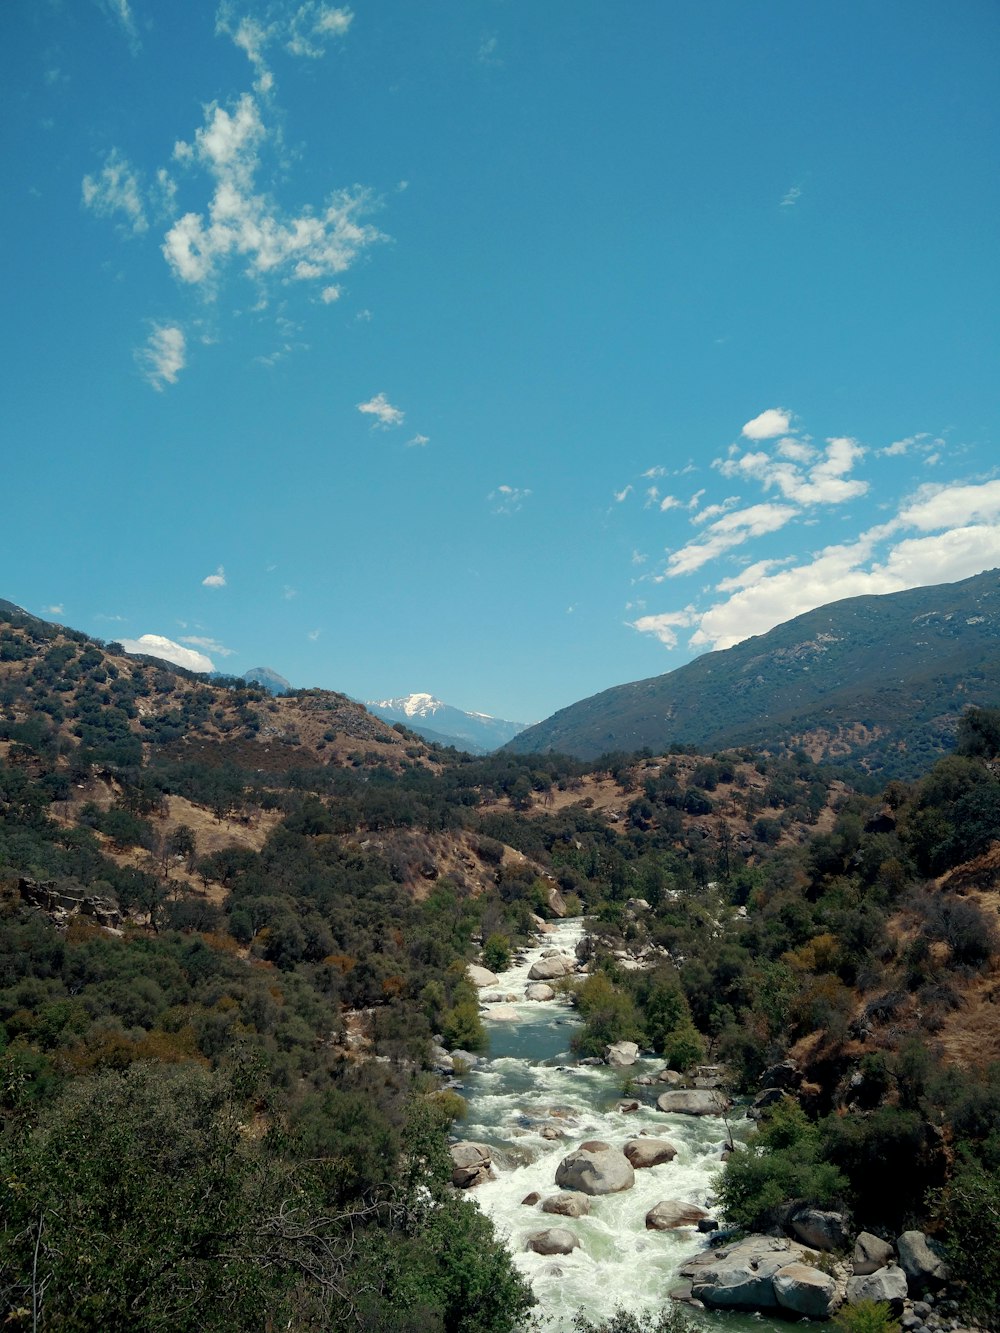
[506,568,1000,776]
[242,665,293,694]
[365,692,527,754]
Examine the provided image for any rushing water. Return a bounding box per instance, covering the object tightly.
[461,920,782,1332]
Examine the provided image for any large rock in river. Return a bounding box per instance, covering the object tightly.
[541,1191,591,1218]
[604,1040,639,1067]
[682,1236,807,1312]
[846,1264,908,1313]
[526,1228,580,1256]
[624,1137,678,1169]
[657,1089,730,1116]
[467,964,499,988]
[449,1142,494,1188]
[525,983,555,1001]
[772,1263,838,1318]
[897,1230,950,1289]
[555,1145,634,1195]
[646,1200,708,1230]
[527,954,576,981]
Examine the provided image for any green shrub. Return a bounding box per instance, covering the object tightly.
[832,1300,901,1333]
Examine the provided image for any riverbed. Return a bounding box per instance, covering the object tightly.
[460,919,783,1332]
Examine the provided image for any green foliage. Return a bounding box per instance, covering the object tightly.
[440,1000,488,1053]
[572,1304,695,1333]
[717,1098,848,1231]
[832,1300,901,1333]
[571,972,643,1057]
[932,1154,1000,1326]
[481,933,512,974]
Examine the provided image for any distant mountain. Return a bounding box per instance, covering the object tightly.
[242,666,293,694]
[365,692,527,754]
[506,569,1000,777]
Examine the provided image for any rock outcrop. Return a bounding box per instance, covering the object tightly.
[527,954,577,981]
[645,1200,708,1230]
[541,1191,591,1218]
[449,1141,495,1188]
[657,1089,730,1116]
[526,1228,580,1256]
[623,1137,678,1169]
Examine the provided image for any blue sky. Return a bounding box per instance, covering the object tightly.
[4,1,999,724]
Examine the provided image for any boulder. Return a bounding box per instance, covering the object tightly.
[605,1041,640,1068]
[525,983,555,1001]
[748,1087,787,1119]
[656,1068,684,1085]
[541,1191,591,1218]
[579,1140,611,1152]
[760,1060,801,1090]
[449,1141,494,1188]
[646,1200,709,1230]
[853,1232,895,1276]
[624,1137,678,1169]
[789,1207,850,1252]
[528,954,577,981]
[614,1099,641,1114]
[555,1145,635,1195]
[772,1263,839,1318]
[846,1264,908,1313]
[521,1192,541,1206]
[657,1089,730,1116]
[484,1004,520,1021]
[467,964,499,988]
[896,1231,950,1289]
[526,1228,580,1256]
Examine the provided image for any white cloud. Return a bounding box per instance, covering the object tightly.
[357,392,404,428]
[202,565,227,588]
[163,93,384,292]
[307,628,321,641]
[488,484,531,515]
[659,495,682,512]
[776,438,815,463]
[691,496,739,526]
[631,550,647,566]
[717,434,868,506]
[629,609,697,648]
[180,635,235,657]
[661,502,798,577]
[82,150,147,234]
[406,433,430,448]
[287,3,353,57]
[614,485,633,503]
[121,634,214,672]
[320,284,341,303]
[898,479,1000,532]
[478,34,501,65]
[42,604,64,616]
[780,185,801,208]
[104,0,140,53]
[136,324,186,390]
[742,407,792,440]
[715,557,792,593]
[642,466,667,479]
[282,585,298,599]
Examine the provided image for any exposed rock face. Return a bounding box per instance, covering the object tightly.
[789,1207,850,1252]
[853,1231,895,1275]
[555,1145,635,1195]
[526,1228,580,1256]
[645,1200,708,1230]
[682,1237,808,1312]
[657,1089,730,1116]
[449,1142,494,1188]
[525,983,555,1001]
[772,1262,838,1318]
[846,1264,908,1312]
[897,1231,950,1289]
[623,1137,678,1169]
[541,1191,591,1218]
[467,964,499,988]
[604,1041,640,1067]
[527,954,577,981]
[19,877,122,929]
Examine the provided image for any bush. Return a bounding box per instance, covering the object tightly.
[833,1301,901,1333]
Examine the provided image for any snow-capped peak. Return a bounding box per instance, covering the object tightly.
[367,692,444,718]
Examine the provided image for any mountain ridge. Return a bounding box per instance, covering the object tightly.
[506,568,1000,776]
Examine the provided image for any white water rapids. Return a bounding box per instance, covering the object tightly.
[459,919,777,1331]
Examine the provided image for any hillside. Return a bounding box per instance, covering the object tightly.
[506,569,1000,776]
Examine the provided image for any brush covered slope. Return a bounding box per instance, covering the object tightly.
[507,568,1000,777]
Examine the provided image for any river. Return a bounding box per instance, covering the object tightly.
[460,919,783,1332]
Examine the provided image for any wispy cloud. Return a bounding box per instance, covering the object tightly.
[357,392,404,428]
[202,565,227,588]
[121,633,214,672]
[217,2,353,92]
[103,0,140,54]
[307,628,321,641]
[406,433,430,448]
[660,502,799,578]
[780,185,801,208]
[180,634,235,657]
[136,324,186,390]
[614,485,633,503]
[163,93,384,293]
[488,484,531,515]
[628,608,697,649]
[716,434,868,506]
[82,150,147,234]
[42,604,64,616]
